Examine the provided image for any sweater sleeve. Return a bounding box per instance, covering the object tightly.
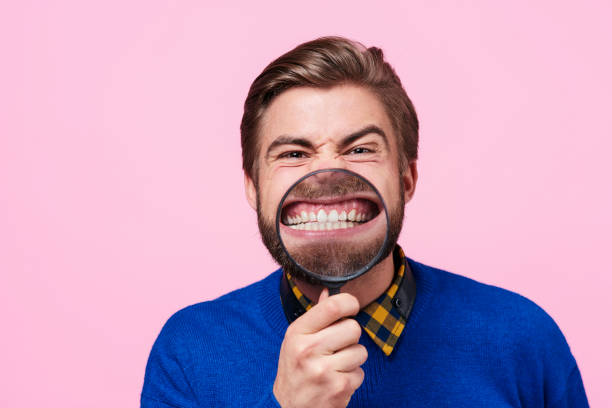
[522,304,590,408]
[141,394,191,408]
[549,365,589,408]
[141,308,283,408]
[141,314,199,408]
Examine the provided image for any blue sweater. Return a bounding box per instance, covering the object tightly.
[141,258,588,407]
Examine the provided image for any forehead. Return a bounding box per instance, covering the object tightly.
[258,84,396,148]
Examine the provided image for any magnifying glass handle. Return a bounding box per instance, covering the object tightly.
[327,284,343,296]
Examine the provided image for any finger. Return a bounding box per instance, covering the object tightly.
[328,344,368,372]
[313,318,362,353]
[346,367,365,390]
[333,368,364,397]
[295,293,360,334]
[318,287,329,303]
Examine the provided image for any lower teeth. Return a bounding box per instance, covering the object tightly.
[288,221,357,230]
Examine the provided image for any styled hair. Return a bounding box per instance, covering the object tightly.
[240,36,419,185]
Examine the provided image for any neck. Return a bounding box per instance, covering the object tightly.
[293,252,395,308]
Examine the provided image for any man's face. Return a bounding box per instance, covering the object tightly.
[245,84,416,282]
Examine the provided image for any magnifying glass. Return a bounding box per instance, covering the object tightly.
[275,169,390,295]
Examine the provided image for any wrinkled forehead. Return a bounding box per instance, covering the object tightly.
[257,84,398,154]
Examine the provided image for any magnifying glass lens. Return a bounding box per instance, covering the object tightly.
[276,169,389,287]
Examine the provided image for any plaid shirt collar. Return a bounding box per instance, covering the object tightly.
[279,245,416,356]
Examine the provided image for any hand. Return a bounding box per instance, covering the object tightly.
[273,288,367,408]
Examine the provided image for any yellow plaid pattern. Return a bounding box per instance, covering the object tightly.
[285,247,407,356]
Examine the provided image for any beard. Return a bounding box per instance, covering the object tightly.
[256,175,405,285]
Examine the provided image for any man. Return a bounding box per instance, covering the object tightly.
[141,36,588,407]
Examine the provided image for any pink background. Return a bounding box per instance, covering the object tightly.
[1,1,610,406]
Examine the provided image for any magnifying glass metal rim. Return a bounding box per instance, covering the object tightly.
[275,168,390,287]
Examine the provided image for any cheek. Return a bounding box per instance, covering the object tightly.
[367,172,403,210]
[265,166,308,191]
[259,173,298,217]
[348,163,398,190]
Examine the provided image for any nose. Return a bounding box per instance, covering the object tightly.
[308,152,347,174]
[309,168,347,184]
[307,152,350,185]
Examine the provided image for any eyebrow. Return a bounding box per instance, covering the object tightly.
[265,124,389,158]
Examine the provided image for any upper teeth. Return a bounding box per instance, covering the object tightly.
[328,210,339,222]
[317,209,326,223]
[284,209,371,225]
[289,221,357,230]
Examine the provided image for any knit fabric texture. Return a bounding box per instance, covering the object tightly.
[141,257,589,408]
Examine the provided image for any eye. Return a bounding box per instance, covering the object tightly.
[279,151,307,159]
[348,146,372,155]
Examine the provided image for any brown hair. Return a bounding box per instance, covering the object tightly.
[240,36,419,185]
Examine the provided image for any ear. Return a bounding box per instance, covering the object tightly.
[402,160,418,203]
[244,173,258,211]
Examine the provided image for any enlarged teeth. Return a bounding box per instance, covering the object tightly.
[328,209,339,222]
[289,221,356,230]
[317,209,327,223]
[286,206,373,226]
[348,209,356,221]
